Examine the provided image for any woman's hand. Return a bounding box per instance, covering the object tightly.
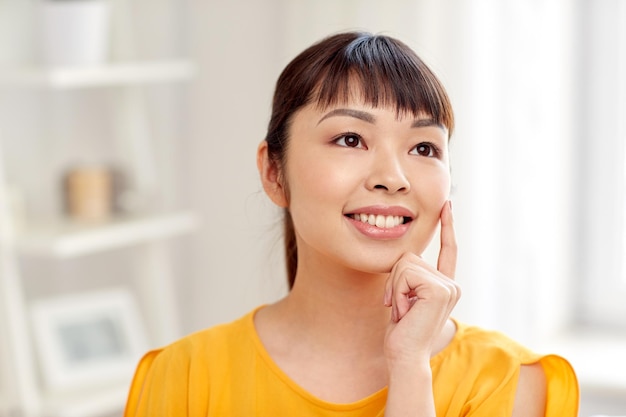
[383,201,460,416]
[383,200,460,363]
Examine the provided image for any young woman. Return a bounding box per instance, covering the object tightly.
[125,31,579,416]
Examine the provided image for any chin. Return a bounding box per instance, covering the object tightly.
[354,245,431,275]
[348,256,398,275]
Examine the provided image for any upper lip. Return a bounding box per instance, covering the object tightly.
[344,205,415,220]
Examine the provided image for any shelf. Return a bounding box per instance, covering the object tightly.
[17,211,198,258]
[43,383,128,417]
[0,60,195,89]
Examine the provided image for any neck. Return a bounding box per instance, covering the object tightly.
[276,256,391,355]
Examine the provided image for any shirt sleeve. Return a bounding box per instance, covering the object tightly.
[432,323,580,417]
[539,354,579,417]
[464,350,579,416]
[123,347,192,417]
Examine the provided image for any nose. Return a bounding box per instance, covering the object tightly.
[365,152,410,194]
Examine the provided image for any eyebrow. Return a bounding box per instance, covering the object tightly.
[317,108,445,130]
[317,108,375,125]
[411,118,444,130]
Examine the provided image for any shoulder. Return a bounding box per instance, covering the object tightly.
[124,309,258,417]
[168,312,251,352]
[147,309,256,371]
[448,320,578,384]
[437,320,539,369]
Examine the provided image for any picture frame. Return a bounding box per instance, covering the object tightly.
[30,287,148,391]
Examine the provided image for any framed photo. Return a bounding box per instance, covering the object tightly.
[30,287,148,391]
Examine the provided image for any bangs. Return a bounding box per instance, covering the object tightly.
[312,35,454,134]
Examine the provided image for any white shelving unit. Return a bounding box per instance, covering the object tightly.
[0,3,196,416]
[0,60,195,89]
[17,210,197,259]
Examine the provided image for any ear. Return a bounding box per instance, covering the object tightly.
[257,140,288,208]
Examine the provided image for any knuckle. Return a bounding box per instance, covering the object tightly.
[397,253,419,268]
[432,282,453,301]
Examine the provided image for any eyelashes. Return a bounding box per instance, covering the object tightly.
[410,142,441,158]
[332,133,442,159]
[333,133,364,148]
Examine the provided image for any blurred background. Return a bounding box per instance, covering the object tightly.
[0,0,624,416]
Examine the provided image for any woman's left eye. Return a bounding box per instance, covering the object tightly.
[334,134,364,148]
[410,142,439,158]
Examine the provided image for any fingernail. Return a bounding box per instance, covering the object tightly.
[448,200,453,212]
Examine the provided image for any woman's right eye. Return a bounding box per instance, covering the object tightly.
[334,134,364,148]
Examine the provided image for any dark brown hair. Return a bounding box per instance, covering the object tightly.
[264,31,454,289]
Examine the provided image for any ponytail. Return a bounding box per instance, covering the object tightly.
[283,209,297,289]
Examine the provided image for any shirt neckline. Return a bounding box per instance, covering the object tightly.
[245,305,464,410]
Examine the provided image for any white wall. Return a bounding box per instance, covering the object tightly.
[179,0,288,333]
[179,0,578,343]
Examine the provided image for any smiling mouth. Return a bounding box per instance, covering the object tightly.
[346,213,412,229]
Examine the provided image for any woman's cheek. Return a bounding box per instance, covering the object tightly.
[415,169,450,206]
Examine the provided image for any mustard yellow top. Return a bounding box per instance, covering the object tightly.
[124,308,579,417]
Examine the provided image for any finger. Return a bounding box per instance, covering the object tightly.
[393,265,455,325]
[386,256,412,321]
[385,256,405,308]
[437,200,457,279]
[384,272,393,307]
[391,262,425,320]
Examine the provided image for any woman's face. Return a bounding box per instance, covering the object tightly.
[282,97,451,274]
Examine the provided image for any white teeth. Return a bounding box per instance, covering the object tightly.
[352,213,406,229]
[375,215,385,227]
[385,216,395,228]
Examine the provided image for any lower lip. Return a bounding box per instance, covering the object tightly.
[346,216,411,239]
